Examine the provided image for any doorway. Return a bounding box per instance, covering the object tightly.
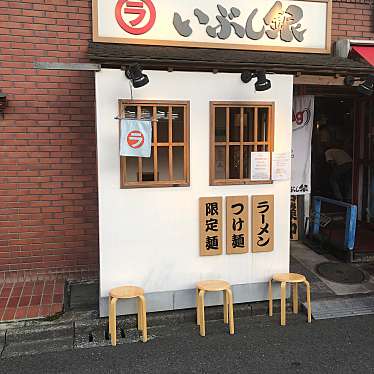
[310,93,374,256]
[311,97,354,203]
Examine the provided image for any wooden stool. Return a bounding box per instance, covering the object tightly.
[196,280,234,337]
[268,273,312,326]
[108,286,147,346]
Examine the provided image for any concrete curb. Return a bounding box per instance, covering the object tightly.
[0,300,284,358]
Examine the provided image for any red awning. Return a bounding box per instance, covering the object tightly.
[351,46,374,67]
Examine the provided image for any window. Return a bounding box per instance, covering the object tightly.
[119,100,190,188]
[210,102,274,185]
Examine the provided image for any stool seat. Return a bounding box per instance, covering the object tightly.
[272,273,306,283]
[108,285,147,346]
[196,280,234,337]
[197,280,231,292]
[109,286,144,299]
[269,272,312,326]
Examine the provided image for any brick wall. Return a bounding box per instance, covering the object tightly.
[0,0,98,280]
[0,0,373,281]
[332,0,374,41]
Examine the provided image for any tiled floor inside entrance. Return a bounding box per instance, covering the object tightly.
[0,279,64,322]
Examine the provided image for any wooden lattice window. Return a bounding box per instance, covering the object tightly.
[119,100,190,188]
[210,102,274,185]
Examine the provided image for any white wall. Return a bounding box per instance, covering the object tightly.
[96,69,293,315]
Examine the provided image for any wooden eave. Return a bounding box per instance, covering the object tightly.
[88,42,373,77]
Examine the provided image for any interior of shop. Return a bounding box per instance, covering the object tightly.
[309,94,374,258]
[311,97,354,203]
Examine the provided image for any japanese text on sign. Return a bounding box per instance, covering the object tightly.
[226,196,249,255]
[173,2,306,43]
[252,195,274,253]
[290,195,299,241]
[199,197,223,256]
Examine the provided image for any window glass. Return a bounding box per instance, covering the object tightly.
[120,101,190,188]
[210,102,273,185]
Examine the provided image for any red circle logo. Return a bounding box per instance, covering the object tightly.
[115,0,156,35]
[127,130,145,149]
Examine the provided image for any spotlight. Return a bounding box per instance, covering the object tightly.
[240,71,253,84]
[357,74,374,96]
[125,64,149,88]
[240,70,271,92]
[255,70,272,92]
[344,75,356,87]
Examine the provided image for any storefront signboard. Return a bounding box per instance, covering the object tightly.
[199,197,223,256]
[226,196,249,255]
[252,195,274,252]
[93,0,332,53]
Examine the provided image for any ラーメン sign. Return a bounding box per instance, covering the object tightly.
[93,0,332,53]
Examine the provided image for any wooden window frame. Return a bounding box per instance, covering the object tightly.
[119,100,190,189]
[210,101,274,186]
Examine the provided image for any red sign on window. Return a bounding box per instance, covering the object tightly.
[127,130,145,149]
[115,0,156,35]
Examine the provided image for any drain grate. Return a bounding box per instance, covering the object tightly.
[316,262,366,284]
[304,295,374,320]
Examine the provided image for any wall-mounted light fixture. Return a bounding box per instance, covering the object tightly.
[358,74,374,96]
[124,64,149,88]
[344,74,374,96]
[241,69,271,92]
[0,93,7,119]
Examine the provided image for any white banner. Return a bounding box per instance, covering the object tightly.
[120,119,152,157]
[93,0,331,53]
[291,95,314,195]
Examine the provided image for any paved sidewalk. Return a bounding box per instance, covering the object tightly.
[0,279,64,322]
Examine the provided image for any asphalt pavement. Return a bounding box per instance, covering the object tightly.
[1,313,374,374]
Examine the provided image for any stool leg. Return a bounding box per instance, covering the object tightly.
[293,283,299,314]
[227,288,235,335]
[199,290,205,337]
[280,282,286,326]
[108,295,112,337]
[268,279,273,317]
[137,297,143,332]
[304,280,312,323]
[223,290,228,324]
[139,295,148,342]
[196,288,200,326]
[110,297,118,346]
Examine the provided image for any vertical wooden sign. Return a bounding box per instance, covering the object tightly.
[290,195,299,241]
[199,197,223,256]
[252,195,274,253]
[226,196,249,255]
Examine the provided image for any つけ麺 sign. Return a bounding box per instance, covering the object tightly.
[226,196,249,255]
[93,0,332,53]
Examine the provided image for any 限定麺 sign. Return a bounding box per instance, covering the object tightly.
[199,197,223,256]
[93,0,332,53]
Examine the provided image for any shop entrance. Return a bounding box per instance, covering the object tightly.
[310,92,374,258]
[311,97,354,203]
